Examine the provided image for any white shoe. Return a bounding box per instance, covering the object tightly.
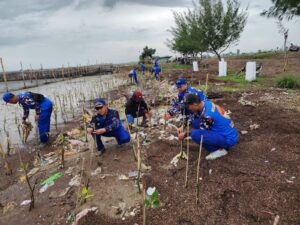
[205,149,228,160]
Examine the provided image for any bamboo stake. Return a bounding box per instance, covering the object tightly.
[273,215,280,225]
[0,57,9,91]
[125,112,137,161]
[196,135,203,204]
[143,188,147,225]
[184,122,190,188]
[20,61,26,89]
[136,133,142,194]
[204,73,209,94]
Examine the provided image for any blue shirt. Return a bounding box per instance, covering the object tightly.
[168,86,207,116]
[141,64,146,71]
[17,92,51,120]
[128,69,137,77]
[190,101,238,145]
[89,109,124,133]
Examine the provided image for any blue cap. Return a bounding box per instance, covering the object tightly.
[2,92,14,103]
[176,78,187,88]
[94,98,106,107]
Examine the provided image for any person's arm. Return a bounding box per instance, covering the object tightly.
[87,115,97,134]
[22,107,30,121]
[104,110,120,132]
[167,96,184,116]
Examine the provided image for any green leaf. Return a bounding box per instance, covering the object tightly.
[144,199,151,206]
[82,187,88,195]
[151,190,158,200]
[84,194,94,200]
[153,199,160,207]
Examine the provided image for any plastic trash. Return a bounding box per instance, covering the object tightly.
[39,181,55,193]
[41,172,64,185]
[20,200,32,206]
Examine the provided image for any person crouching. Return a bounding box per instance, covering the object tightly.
[87,98,131,156]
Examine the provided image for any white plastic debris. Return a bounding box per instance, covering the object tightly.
[241,130,248,135]
[91,167,102,176]
[73,207,98,225]
[209,169,213,175]
[249,123,260,130]
[20,200,32,206]
[146,187,156,196]
[39,181,55,193]
[271,148,276,152]
[69,175,81,187]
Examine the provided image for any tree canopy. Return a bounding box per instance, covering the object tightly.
[167,0,248,61]
[261,0,300,20]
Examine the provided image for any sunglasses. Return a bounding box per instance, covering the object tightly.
[95,106,103,110]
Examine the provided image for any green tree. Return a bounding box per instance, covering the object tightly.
[261,0,300,20]
[140,46,156,60]
[195,0,248,61]
[167,10,207,59]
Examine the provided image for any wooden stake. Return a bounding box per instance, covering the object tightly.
[273,215,280,225]
[137,133,142,194]
[204,73,209,94]
[0,57,9,91]
[184,122,189,188]
[20,61,26,89]
[196,135,203,204]
[143,188,147,225]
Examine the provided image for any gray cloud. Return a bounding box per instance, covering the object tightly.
[0,0,73,19]
[102,0,191,9]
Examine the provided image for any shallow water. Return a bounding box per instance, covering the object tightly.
[0,74,127,148]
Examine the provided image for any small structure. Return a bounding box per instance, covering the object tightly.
[193,61,199,72]
[218,58,227,77]
[245,62,256,81]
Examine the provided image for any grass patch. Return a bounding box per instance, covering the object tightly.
[276,75,300,89]
[166,63,192,70]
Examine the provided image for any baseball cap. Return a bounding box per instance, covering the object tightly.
[176,78,187,88]
[2,92,14,103]
[94,98,106,108]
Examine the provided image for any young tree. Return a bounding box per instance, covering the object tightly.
[261,0,300,20]
[195,0,248,61]
[167,10,207,59]
[140,46,156,60]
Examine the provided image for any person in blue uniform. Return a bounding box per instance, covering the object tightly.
[151,65,161,81]
[87,98,131,155]
[178,93,238,160]
[128,69,138,84]
[2,92,53,143]
[164,78,206,121]
[140,62,146,76]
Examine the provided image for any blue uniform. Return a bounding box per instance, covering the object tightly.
[128,69,138,84]
[140,63,146,75]
[154,59,159,67]
[189,101,238,152]
[89,109,131,151]
[168,86,207,117]
[152,66,161,80]
[17,92,53,143]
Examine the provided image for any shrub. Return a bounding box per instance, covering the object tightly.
[276,75,300,89]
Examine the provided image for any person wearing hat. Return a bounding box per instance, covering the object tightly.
[125,91,151,127]
[2,92,53,144]
[151,65,161,81]
[128,68,138,84]
[178,93,238,160]
[87,98,131,155]
[140,62,146,76]
[164,78,207,121]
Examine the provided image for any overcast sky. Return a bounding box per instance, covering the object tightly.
[0,0,299,71]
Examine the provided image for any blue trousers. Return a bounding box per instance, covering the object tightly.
[95,127,131,151]
[190,129,232,153]
[38,99,53,143]
[154,72,159,80]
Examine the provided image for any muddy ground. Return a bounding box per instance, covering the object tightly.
[1,56,300,225]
